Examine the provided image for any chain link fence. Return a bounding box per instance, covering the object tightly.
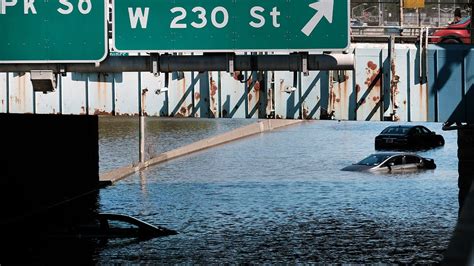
[351,1,471,27]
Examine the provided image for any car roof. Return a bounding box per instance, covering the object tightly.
[381,125,433,133]
[369,152,419,157]
[385,125,415,129]
[380,125,415,135]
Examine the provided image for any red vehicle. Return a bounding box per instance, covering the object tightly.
[431,16,471,44]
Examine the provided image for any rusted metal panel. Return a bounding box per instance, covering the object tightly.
[301,71,323,120]
[274,71,298,119]
[35,86,60,114]
[328,70,354,121]
[168,71,193,117]
[408,45,429,122]
[427,49,438,122]
[388,44,411,122]
[265,71,275,118]
[208,72,218,118]
[61,73,88,115]
[219,71,247,118]
[192,72,211,118]
[8,72,34,114]
[114,72,139,116]
[429,47,465,123]
[1,44,472,123]
[245,71,265,119]
[427,45,474,124]
[353,44,385,121]
[381,44,391,121]
[140,72,167,117]
[88,73,114,115]
[0,73,6,112]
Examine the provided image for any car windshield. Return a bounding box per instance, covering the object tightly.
[456,16,471,25]
[356,154,393,166]
[381,127,410,135]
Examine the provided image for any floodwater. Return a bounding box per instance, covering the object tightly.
[95,118,458,264]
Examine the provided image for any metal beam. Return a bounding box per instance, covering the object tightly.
[0,53,354,73]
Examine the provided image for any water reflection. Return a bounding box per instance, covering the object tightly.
[140,172,148,196]
[0,119,458,264]
[97,120,459,264]
[99,117,255,173]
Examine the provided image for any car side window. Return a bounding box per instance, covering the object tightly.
[412,127,423,135]
[108,220,139,229]
[406,155,421,164]
[385,156,403,166]
[420,127,431,134]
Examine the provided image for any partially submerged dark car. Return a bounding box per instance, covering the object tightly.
[51,213,178,240]
[375,125,445,150]
[81,213,178,239]
[341,152,436,173]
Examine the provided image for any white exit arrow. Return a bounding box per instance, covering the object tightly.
[301,0,334,37]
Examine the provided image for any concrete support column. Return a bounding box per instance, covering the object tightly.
[442,127,474,265]
[458,128,474,212]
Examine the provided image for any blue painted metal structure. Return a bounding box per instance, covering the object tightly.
[0,44,472,123]
[428,45,474,124]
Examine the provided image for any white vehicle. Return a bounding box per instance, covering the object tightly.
[341,152,436,172]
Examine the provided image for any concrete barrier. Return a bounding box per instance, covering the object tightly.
[100,119,303,185]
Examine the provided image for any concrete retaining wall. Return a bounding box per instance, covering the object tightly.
[99,119,302,185]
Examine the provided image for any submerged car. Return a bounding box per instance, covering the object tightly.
[375,125,445,150]
[341,152,436,172]
[51,213,178,240]
[430,16,471,44]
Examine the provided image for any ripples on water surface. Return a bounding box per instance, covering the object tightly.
[97,118,458,264]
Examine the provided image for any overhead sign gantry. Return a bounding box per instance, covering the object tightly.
[0,0,354,92]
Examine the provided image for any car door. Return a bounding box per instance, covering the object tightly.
[410,127,426,147]
[404,155,422,171]
[419,126,435,146]
[381,155,404,172]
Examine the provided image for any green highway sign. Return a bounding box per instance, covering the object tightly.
[113,0,349,53]
[0,0,107,63]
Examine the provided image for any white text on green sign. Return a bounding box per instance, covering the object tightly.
[113,0,349,52]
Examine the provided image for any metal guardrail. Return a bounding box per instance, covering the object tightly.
[351,25,473,44]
